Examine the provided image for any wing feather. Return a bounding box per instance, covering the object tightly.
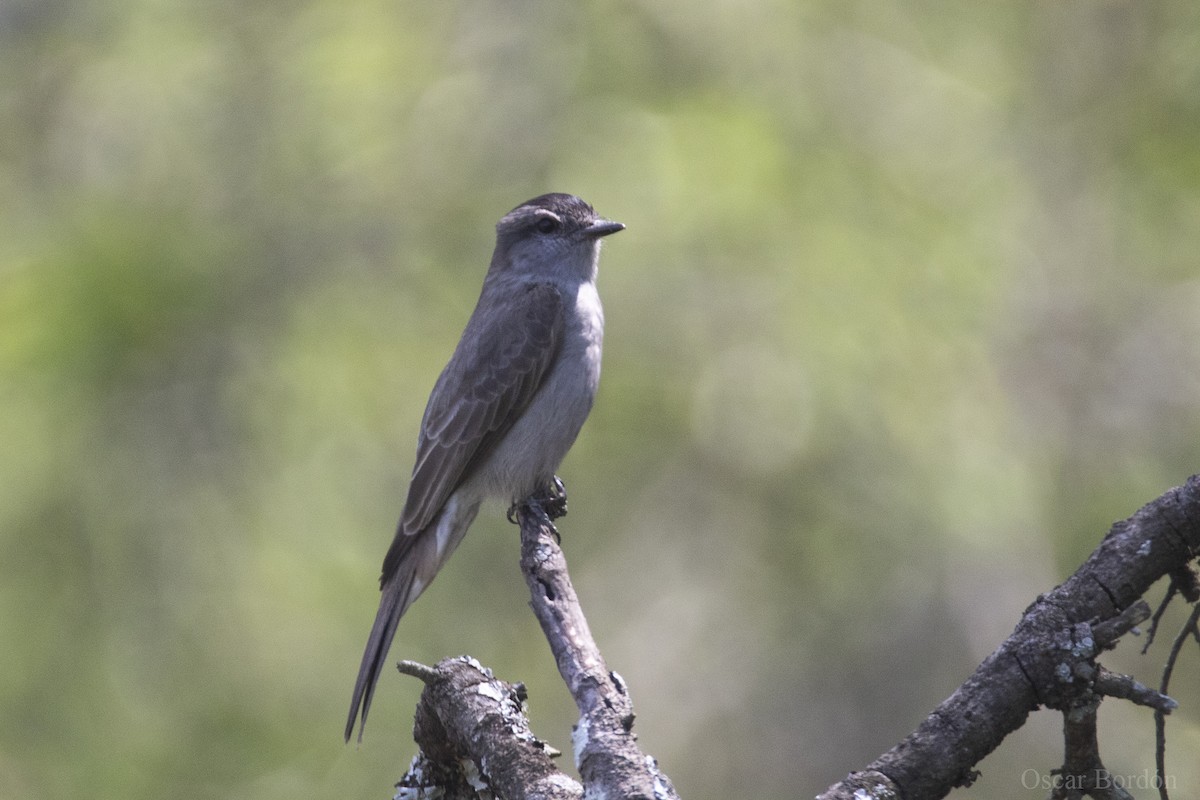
[379,282,563,585]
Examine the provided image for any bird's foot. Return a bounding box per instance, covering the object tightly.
[538,476,569,521]
[507,477,568,541]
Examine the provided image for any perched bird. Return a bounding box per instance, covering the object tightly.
[345,193,624,742]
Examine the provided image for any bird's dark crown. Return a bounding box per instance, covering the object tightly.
[497,193,597,236]
[516,193,596,221]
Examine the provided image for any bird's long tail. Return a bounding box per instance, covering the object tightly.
[345,498,480,743]
[344,567,418,743]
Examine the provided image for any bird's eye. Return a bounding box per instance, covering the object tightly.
[535,217,560,234]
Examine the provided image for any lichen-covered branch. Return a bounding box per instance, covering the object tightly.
[396,656,581,800]
[389,490,677,800]
[819,475,1200,800]
[515,497,679,800]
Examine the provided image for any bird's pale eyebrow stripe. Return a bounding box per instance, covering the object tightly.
[500,207,561,227]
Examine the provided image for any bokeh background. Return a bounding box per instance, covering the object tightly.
[3,1,1200,798]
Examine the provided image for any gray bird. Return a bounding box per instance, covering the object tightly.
[345,193,624,742]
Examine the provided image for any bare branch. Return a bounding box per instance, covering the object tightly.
[1093,666,1176,713]
[1141,582,1177,654]
[384,477,1199,800]
[396,659,443,685]
[516,496,679,800]
[388,487,677,800]
[1155,603,1200,800]
[397,655,582,800]
[1055,695,1133,800]
[819,475,1200,800]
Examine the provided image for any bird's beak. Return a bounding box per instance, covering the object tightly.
[585,219,625,238]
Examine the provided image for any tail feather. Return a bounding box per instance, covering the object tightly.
[345,496,481,743]
[345,570,416,743]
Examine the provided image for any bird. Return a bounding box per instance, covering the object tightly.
[345,193,624,742]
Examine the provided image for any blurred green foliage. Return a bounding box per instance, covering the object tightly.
[3,1,1200,798]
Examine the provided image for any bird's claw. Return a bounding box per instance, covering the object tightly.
[540,476,568,520]
[507,477,568,541]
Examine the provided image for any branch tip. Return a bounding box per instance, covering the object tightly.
[396,660,442,684]
[1093,666,1177,713]
[1093,600,1152,646]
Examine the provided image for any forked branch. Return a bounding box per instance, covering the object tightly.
[819,476,1200,800]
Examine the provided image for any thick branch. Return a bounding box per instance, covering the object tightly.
[397,656,581,800]
[1056,695,1133,800]
[819,475,1200,800]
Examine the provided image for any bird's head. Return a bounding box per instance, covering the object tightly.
[492,193,624,283]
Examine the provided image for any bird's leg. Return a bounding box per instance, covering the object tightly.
[507,476,569,540]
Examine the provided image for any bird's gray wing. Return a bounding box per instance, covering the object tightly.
[379,281,564,585]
